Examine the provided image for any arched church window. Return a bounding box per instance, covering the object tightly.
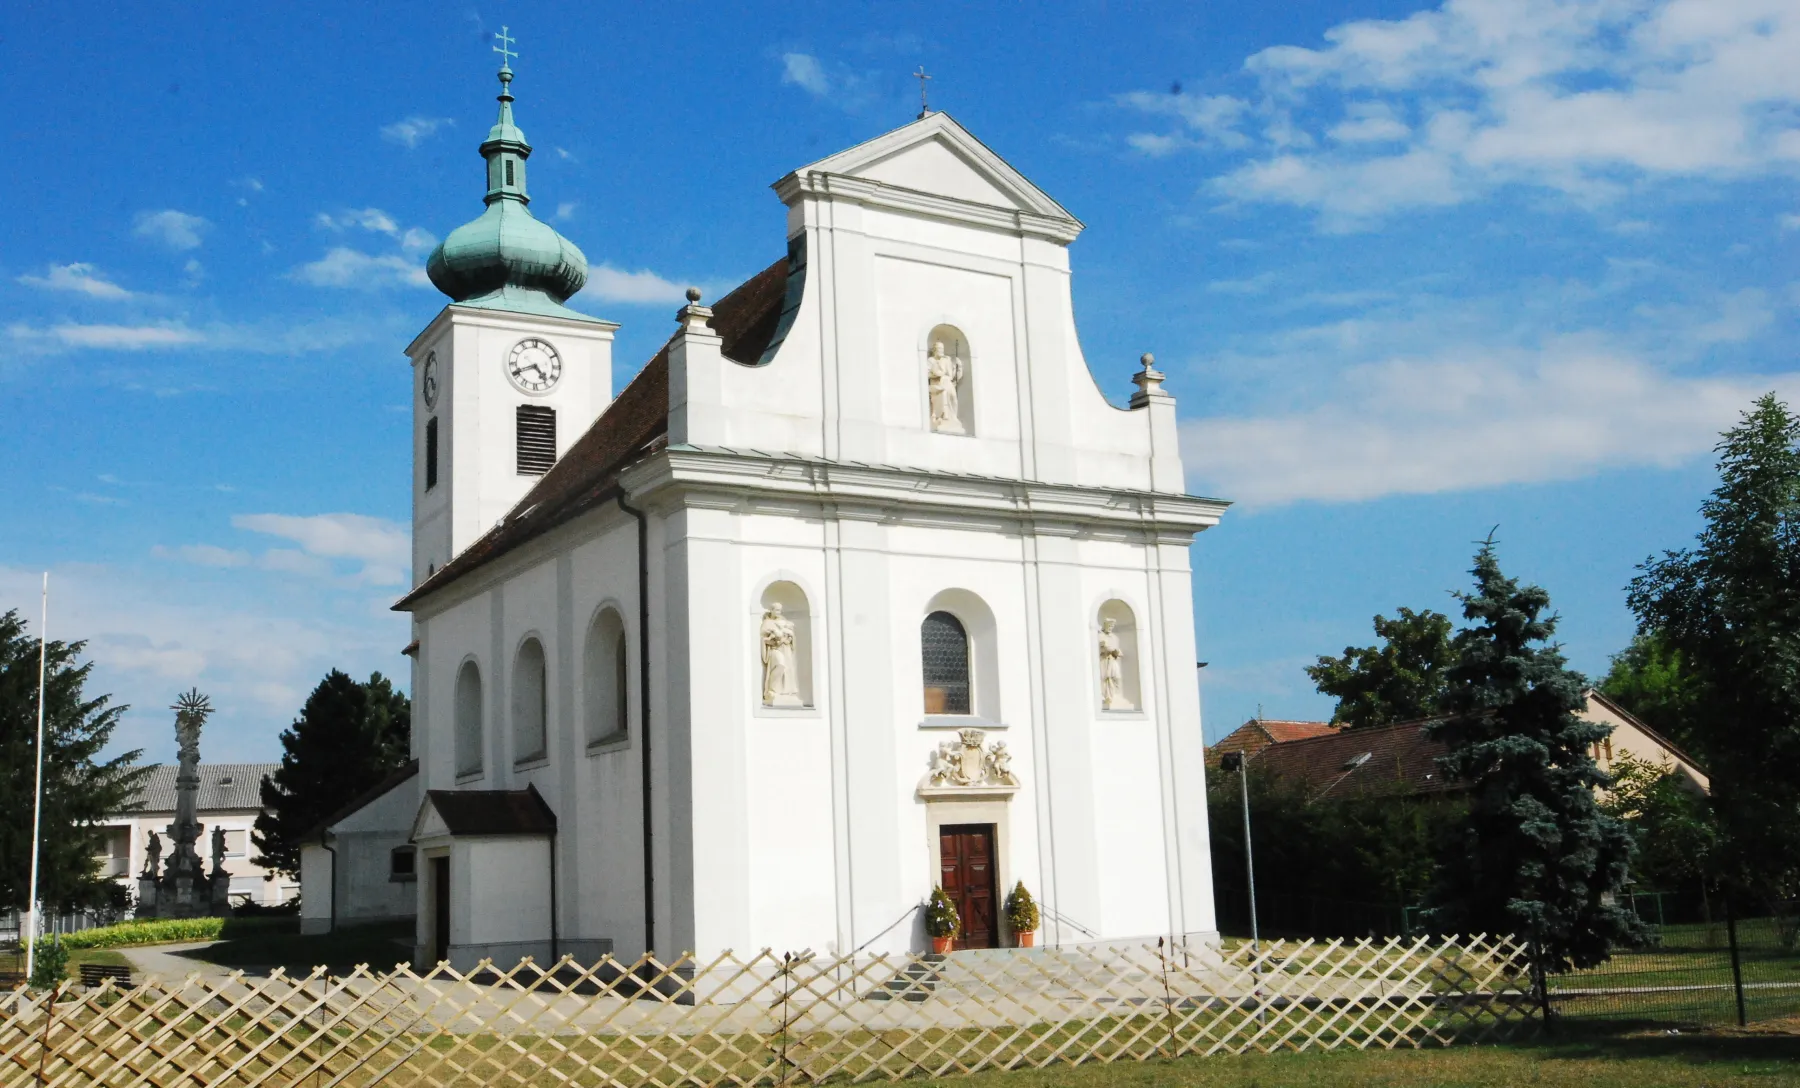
[585,608,628,745]
[454,661,483,777]
[925,324,973,435]
[922,610,972,715]
[1096,600,1142,712]
[513,637,548,763]
[758,581,812,708]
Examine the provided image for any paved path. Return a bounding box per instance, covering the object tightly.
[118,941,247,982]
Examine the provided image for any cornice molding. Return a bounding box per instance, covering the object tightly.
[620,446,1227,537]
[775,172,1084,245]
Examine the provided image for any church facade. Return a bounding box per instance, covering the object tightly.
[396,57,1226,969]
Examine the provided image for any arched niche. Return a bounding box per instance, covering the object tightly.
[922,588,999,721]
[924,324,974,436]
[454,660,484,777]
[757,581,813,708]
[584,607,629,745]
[1097,599,1142,712]
[512,636,548,763]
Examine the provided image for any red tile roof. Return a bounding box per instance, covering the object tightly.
[1209,719,1339,762]
[394,257,788,609]
[1250,719,1456,801]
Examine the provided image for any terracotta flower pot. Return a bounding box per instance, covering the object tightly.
[1016,931,1036,948]
[931,936,955,955]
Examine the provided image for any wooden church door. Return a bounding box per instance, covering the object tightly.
[939,824,998,949]
[431,857,451,965]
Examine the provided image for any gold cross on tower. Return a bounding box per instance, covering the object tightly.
[914,66,932,119]
[494,26,519,69]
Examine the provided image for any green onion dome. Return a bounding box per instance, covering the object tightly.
[427,63,589,306]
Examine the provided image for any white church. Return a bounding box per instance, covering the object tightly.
[356,50,1226,969]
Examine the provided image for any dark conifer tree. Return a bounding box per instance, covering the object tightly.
[1628,394,1800,896]
[1424,541,1645,972]
[253,670,410,876]
[0,609,146,911]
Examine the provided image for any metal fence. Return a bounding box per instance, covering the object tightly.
[1546,914,1800,1028]
[0,933,1536,1088]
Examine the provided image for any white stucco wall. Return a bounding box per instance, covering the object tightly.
[402,112,1220,966]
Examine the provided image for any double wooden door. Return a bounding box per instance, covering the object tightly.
[939,824,998,950]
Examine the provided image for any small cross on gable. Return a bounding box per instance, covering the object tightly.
[914,66,932,119]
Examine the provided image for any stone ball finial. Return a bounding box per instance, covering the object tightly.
[685,286,703,303]
[1140,352,1155,368]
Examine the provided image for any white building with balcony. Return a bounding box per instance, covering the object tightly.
[98,763,293,910]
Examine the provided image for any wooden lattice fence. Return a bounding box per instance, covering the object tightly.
[0,933,1537,1087]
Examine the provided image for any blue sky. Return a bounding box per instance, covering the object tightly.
[3,0,1797,762]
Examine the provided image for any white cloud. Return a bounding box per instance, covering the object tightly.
[1184,346,1800,505]
[1126,0,1800,227]
[555,201,578,222]
[0,562,406,763]
[133,209,209,250]
[1781,212,1800,230]
[232,513,410,586]
[17,263,135,300]
[292,247,429,289]
[152,544,249,568]
[586,265,690,305]
[8,322,204,350]
[1116,90,1250,150]
[400,227,436,253]
[781,53,831,97]
[381,116,452,148]
[315,208,402,237]
[1207,272,1279,295]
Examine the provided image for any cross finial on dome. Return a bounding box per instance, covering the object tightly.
[494,26,519,81]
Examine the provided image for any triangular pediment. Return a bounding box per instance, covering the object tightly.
[787,113,1080,226]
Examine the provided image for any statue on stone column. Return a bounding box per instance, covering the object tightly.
[143,831,162,877]
[1099,618,1127,710]
[760,604,803,707]
[210,825,227,875]
[926,340,965,434]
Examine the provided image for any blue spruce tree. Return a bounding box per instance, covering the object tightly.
[1425,539,1646,972]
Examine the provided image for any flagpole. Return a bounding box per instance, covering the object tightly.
[24,573,47,981]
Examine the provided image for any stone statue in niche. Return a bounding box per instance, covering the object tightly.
[926,340,966,434]
[760,603,803,707]
[1099,618,1130,710]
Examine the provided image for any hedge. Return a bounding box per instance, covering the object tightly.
[37,915,292,951]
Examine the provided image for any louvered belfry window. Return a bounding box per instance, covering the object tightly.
[921,610,971,715]
[424,417,439,490]
[516,405,556,475]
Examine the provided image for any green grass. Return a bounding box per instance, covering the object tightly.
[168,919,415,975]
[49,914,288,950]
[929,1028,1800,1086]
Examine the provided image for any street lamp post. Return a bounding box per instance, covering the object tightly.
[1218,751,1259,952]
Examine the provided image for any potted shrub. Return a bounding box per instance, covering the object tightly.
[925,886,960,954]
[1004,881,1041,948]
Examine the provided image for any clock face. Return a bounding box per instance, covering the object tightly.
[507,338,562,394]
[421,352,440,408]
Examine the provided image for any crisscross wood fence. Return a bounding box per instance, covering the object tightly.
[0,933,1536,1087]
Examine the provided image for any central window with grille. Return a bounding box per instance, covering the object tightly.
[516,405,556,475]
[921,610,971,715]
[424,416,439,490]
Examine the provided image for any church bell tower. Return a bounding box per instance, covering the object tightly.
[405,31,618,585]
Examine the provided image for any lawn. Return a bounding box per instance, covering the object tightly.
[167,918,415,975]
[931,1026,1800,1087]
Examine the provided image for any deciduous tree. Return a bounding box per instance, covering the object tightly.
[1627,394,1800,896]
[1306,607,1456,728]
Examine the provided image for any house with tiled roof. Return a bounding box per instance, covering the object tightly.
[1214,691,1707,802]
[97,762,291,910]
[1208,719,1341,764]
[373,50,1228,971]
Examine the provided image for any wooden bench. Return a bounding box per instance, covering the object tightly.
[78,963,133,989]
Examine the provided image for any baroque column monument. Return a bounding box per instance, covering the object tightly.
[136,689,232,918]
